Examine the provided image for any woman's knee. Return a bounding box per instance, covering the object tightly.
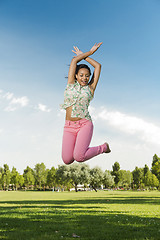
[62,154,74,165]
[73,152,85,162]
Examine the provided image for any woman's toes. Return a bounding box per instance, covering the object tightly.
[105,142,111,153]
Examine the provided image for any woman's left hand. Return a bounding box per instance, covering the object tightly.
[72,46,83,56]
[90,42,103,55]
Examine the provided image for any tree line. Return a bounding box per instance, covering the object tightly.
[0,154,160,192]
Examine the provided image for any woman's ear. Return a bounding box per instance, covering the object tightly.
[75,74,78,79]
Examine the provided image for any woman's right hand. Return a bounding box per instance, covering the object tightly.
[90,42,103,54]
[72,46,83,56]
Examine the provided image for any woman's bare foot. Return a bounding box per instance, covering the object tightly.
[104,142,111,153]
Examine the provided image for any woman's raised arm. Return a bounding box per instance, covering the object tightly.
[85,57,101,93]
[67,51,92,84]
[72,43,102,93]
[68,43,102,84]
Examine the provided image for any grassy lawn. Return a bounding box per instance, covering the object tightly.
[0,191,160,240]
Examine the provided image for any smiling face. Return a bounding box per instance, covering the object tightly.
[76,68,91,86]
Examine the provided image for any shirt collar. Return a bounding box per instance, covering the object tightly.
[75,80,88,88]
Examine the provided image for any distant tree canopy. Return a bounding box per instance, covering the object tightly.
[111,162,121,186]
[151,154,160,181]
[0,154,160,191]
[103,170,114,188]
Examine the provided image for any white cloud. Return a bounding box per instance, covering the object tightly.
[4,96,29,112]
[96,107,160,145]
[1,89,52,113]
[10,96,29,107]
[1,90,29,112]
[3,92,14,100]
[38,103,51,112]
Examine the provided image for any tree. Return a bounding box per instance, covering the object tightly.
[10,167,20,190]
[0,167,3,190]
[18,175,24,189]
[119,170,132,189]
[47,167,56,189]
[79,164,90,190]
[68,164,82,192]
[89,166,104,192]
[143,170,152,188]
[103,170,114,188]
[132,167,143,189]
[2,164,11,190]
[144,171,159,189]
[56,165,71,190]
[143,164,150,176]
[151,154,160,182]
[56,164,90,191]
[152,154,160,167]
[23,166,35,189]
[34,163,47,189]
[111,162,120,186]
[151,174,159,188]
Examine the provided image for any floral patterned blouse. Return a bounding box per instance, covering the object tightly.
[60,80,93,121]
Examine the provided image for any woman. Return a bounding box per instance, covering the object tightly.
[60,42,111,165]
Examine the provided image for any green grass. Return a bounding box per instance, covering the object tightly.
[0,191,160,240]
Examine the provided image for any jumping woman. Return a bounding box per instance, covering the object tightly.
[60,42,111,165]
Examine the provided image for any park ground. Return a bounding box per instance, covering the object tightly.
[0,191,160,240]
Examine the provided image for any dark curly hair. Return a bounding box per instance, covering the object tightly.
[75,64,91,76]
[65,64,92,81]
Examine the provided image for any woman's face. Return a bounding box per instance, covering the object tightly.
[76,68,90,86]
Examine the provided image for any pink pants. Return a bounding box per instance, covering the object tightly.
[62,119,107,164]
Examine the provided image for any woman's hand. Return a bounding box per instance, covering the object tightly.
[72,46,83,56]
[72,42,103,56]
[90,42,103,54]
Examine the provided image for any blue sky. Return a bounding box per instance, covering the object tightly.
[0,0,160,173]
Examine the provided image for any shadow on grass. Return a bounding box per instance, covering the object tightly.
[0,196,160,240]
[0,195,160,207]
